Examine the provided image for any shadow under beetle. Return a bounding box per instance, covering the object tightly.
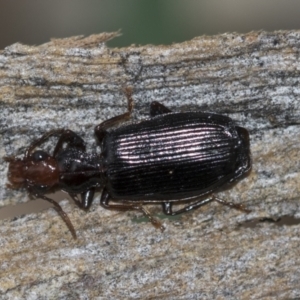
[5,88,251,238]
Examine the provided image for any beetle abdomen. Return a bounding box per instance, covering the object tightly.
[102,112,250,201]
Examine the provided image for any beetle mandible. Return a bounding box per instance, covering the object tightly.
[5,88,251,238]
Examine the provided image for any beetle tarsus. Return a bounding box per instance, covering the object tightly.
[139,206,165,232]
[213,196,251,213]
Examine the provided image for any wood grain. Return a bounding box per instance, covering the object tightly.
[0,31,299,299]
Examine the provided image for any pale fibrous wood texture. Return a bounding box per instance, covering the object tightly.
[0,31,300,299]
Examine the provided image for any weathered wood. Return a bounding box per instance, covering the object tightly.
[0,31,299,299]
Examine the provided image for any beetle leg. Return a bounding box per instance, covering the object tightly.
[100,188,164,231]
[95,87,134,143]
[25,129,66,157]
[162,195,250,216]
[150,101,172,117]
[213,196,251,213]
[53,129,86,157]
[70,188,95,210]
[162,198,214,215]
[81,188,96,209]
[25,129,85,158]
[30,192,77,239]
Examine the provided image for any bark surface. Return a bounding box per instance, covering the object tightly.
[0,31,299,299]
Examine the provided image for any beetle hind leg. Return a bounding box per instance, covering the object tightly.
[213,196,251,213]
[100,188,164,231]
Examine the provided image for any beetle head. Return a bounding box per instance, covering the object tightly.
[5,150,59,190]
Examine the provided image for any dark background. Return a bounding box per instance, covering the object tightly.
[1,0,300,49]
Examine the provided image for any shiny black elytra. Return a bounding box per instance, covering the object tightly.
[5,88,251,238]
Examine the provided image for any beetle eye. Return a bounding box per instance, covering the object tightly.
[31,150,49,161]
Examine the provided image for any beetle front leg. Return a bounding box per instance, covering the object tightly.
[100,188,164,231]
[25,129,66,157]
[95,87,133,143]
[25,129,85,158]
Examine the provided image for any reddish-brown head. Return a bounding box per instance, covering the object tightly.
[5,150,59,190]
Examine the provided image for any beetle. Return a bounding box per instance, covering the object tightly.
[5,88,251,238]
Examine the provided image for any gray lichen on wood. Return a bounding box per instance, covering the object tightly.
[0,31,299,299]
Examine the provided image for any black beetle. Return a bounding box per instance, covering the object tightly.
[5,88,251,238]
